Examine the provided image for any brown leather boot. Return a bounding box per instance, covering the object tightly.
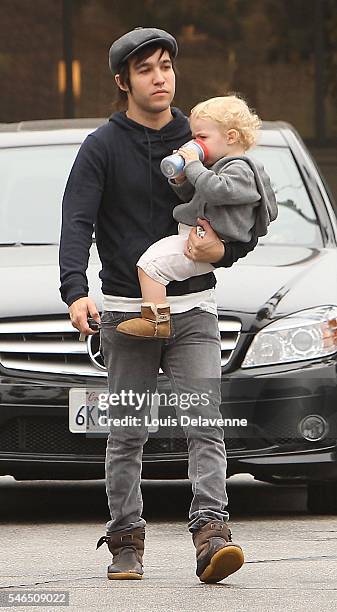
[116,303,171,338]
[192,521,244,583]
[96,527,145,580]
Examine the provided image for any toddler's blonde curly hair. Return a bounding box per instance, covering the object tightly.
[190,94,261,150]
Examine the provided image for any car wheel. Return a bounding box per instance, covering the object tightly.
[307,482,337,514]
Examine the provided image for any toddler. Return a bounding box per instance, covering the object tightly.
[117,95,277,338]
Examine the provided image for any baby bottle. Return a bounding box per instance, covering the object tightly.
[160,139,208,178]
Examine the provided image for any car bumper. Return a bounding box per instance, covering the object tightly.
[1,355,337,481]
[1,447,336,482]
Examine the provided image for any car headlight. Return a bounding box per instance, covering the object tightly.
[242,306,337,368]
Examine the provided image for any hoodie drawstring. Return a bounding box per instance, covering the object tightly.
[144,128,153,230]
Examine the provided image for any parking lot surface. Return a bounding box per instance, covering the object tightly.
[0,474,336,612]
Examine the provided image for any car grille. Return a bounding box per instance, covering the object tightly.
[0,416,245,456]
[0,316,241,375]
[218,317,241,366]
[0,318,105,377]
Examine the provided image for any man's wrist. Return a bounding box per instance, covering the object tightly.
[67,292,88,308]
[211,242,228,267]
[210,241,225,266]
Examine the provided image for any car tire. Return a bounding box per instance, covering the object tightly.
[307,481,337,514]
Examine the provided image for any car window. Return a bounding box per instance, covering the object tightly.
[248,146,323,247]
[0,141,323,247]
[0,144,79,244]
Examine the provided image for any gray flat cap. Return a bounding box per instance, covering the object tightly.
[109,27,178,74]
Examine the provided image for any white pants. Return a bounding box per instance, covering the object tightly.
[137,224,215,286]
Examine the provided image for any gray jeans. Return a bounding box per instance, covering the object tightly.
[100,307,229,534]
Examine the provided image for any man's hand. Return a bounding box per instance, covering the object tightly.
[69,297,101,336]
[184,218,225,263]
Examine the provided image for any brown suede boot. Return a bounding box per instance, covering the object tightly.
[96,527,145,580]
[116,303,171,338]
[192,521,244,583]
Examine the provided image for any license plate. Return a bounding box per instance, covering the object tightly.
[69,388,109,434]
[69,388,160,434]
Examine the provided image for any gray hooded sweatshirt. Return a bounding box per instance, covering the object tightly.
[170,155,278,242]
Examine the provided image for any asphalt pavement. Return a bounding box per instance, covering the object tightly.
[0,474,336,612]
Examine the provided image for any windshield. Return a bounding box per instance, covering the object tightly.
[0,144,79,244]
[0,141,323,247]
[248,146,322,247]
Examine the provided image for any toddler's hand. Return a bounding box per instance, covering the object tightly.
[174,172,186,184]
[171,149,186,183]
[177,145,200,165]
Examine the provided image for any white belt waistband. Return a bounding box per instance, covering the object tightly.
[103,288,218,315]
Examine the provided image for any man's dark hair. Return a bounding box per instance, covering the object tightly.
[112,43,176,112]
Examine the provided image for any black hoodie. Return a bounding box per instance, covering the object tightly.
[59,108,257,306]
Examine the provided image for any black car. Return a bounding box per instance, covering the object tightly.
[1,118,337,514]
